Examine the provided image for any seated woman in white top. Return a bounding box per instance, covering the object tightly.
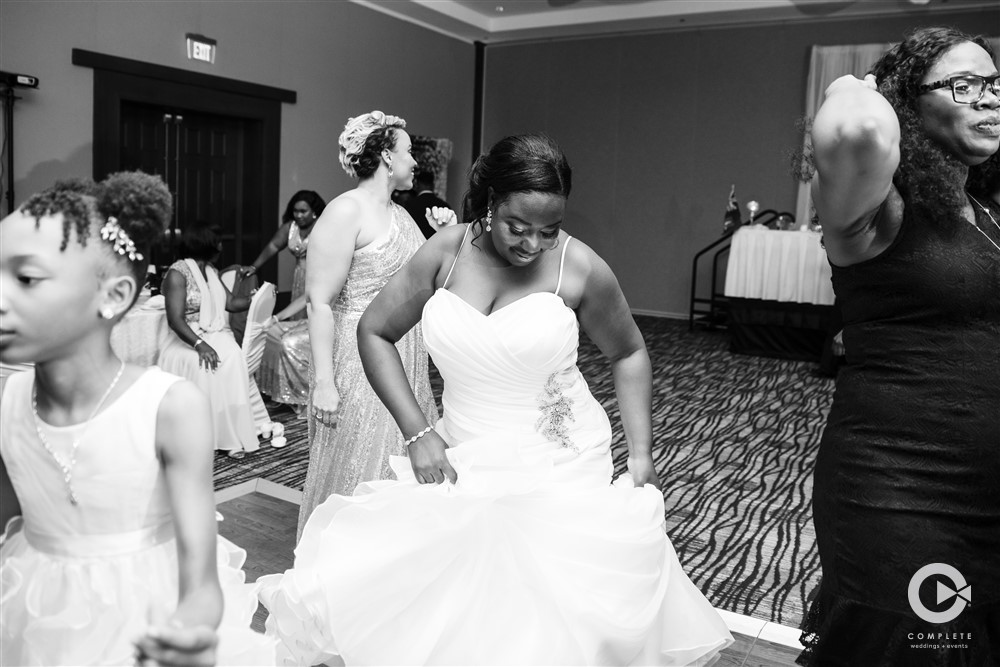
[158,220,258,459]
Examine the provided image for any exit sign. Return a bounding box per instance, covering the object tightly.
[186,34,216,64]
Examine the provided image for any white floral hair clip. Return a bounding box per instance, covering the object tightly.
[100,216,144,262]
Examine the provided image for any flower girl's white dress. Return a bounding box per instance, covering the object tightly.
[260,236,733,666]
[0,367,276,666]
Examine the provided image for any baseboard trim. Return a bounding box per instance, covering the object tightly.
[757,618,804,649]
[717,609,802,650]
[255,478,303,504]
[631,308,688,320]
[215,477,302,505]
[214,480,257,504]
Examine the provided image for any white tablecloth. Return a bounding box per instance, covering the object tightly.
[110,300,172,367]
[723,226,835,305]
[0,300,170,381]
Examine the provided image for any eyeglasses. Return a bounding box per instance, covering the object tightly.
[917,74,1000,104]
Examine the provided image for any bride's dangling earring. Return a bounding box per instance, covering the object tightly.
[387,162,393,178]
[485,208,492,232]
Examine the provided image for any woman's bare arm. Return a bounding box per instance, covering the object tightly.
[811,74,901,265]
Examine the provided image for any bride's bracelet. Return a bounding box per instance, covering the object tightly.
[404,426,433,447]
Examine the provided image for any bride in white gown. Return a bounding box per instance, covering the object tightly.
[258,134,733,666]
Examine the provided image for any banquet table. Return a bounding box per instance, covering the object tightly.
[723,226,836,362]
[110,296,172,367]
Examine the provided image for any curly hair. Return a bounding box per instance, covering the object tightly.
[282,190,327,223]
[353,127,403,180]
[18,171,172,292]
[462,134,572,241]
[20,179,99,252]
[871,27,994,229]
[967,151,1000,200]
[338,111,406,179]
[793,27,996,231]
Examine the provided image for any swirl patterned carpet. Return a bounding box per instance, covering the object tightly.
[213,316,833,627]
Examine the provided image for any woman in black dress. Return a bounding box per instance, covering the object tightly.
[799,27,999,666]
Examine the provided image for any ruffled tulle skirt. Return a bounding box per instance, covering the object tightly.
[260,435,732,666]
[0,517,276,666]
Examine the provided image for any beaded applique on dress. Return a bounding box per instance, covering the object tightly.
[535,373,577,452]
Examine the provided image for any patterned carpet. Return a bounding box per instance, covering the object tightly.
[213,316,833,627]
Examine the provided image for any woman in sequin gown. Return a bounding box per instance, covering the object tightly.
[296,111,436,536]
[253,191,326,409]
[797,28,999,666]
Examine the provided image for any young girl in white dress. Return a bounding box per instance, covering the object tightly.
[0,173,275,666]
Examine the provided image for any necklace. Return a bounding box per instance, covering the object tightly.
[967,194,1000,254]
[31,360,126,505]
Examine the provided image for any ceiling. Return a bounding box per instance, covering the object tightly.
[349,0,996,44]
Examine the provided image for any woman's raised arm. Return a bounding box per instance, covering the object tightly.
[811,74,901,265]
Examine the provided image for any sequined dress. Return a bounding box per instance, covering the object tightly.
[260,233,733,666]
[297,203,436,533]
[260,222,311,406]
[0,367,276,666]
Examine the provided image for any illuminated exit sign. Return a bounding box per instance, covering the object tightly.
[186,34,216,63]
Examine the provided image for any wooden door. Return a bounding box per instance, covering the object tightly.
[77,51,295,289]
[119,101,261,272]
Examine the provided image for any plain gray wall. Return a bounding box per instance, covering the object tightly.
[482,9,998,316]
[0,0,475,289]
[2,3,996,302]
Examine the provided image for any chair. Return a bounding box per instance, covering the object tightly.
[219,266,238,292]
[219,264,257,345]
[242,282,276,435]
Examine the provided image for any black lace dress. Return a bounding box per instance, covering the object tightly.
[798,193,1000,667]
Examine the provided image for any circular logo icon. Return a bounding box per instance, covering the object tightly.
[908,563,971,624]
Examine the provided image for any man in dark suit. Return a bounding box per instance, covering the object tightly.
[396,168,454,239]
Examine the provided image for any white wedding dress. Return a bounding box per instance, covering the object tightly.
[259,234,733,666]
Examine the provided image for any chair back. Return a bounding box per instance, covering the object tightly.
[219,267,237,292]
[242,282,276,374]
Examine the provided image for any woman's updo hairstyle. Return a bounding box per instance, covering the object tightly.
[463,134,572,230]
[19,171,171,290]
[870,27,995,227]
[338,111,406,180]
